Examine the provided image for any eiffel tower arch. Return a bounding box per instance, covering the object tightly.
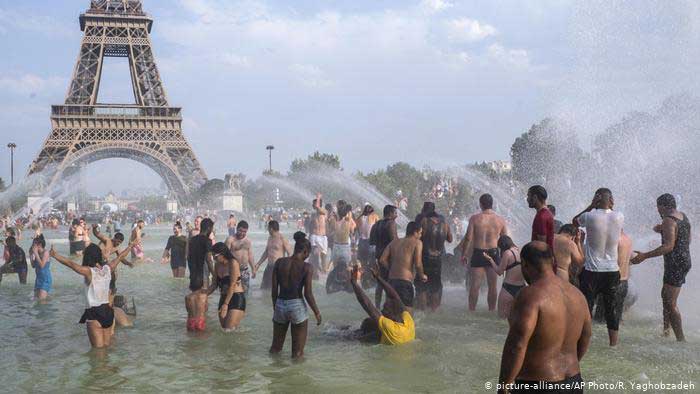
[28,0,207,204]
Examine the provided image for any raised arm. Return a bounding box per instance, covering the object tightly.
[351,266,382,322]
[50,246,91,278]
[107,243,134,271]
[499,291,538,387]
[33,248,50,269]
[92,224,109,244]
[303,264,322,325]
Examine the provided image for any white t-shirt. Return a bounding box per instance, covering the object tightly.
[578,209,624,272]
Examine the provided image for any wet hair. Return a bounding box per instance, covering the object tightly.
[268,220,280,232]
[383,205,397,217]
[559,224,577,236]
[293,232,311,254]
[237,220,249,230]
[362,204,374,216]
[406,221,421,236]
[114,232,125,242]
[657,193,676,209]
[5,236,16,247]
[520,242,554,271]
[479,194,494,210]
[5,228,15,237]
[528,185,548,201]
[339,204,352,218]
[211,242,234,260]
[33,235,46,249]
[137,219,145,224]
[324,203,333,212]
[82,244,104,268]
[72,219,80,226]
[200,218,214,234]
[595,188,613,202]
[229,214,235,218]
[313,198,323,207]
[337,200,348,210]
[421,202,435,214]
[174,222,183,230]
[547,204,556,216]
[497,235,515,253]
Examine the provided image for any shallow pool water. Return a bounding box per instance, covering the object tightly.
[1,225,699,393]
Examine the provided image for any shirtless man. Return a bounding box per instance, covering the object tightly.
[226,221,255,296]
[309,193,328,277]
[461,194,508,311]
[553,224,584,283]
[370,205,399,307]
[130,220,151,263]
[379,221,427,311]
[416,210,453,311]
[498,241,591,393]
[255,220,292,290]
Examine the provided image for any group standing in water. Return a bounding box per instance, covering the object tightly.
[0,186,692,393]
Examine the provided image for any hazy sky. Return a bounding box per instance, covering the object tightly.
[1,0,699,194]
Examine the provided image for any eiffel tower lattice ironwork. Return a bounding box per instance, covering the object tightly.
[28,0,207,203]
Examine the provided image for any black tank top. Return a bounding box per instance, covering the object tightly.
[664,214,691,268]
[424,216,447,256]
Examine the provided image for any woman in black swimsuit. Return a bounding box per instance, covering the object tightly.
[208,243,246,331]
[482,235,526,319]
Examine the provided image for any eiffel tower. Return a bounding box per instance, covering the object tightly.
[28,0,207,204]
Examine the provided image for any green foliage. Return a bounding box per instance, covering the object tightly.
[289,151,341,175]
[196,178,226,208]
[137,195,168,211]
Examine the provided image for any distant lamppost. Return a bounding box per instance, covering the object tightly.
[266,145,275,173]
[7,142,16,186]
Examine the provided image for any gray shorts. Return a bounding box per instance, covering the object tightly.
[273,298,308,325]
[332,243,352,265]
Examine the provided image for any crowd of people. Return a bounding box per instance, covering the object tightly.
[0,186,692,393]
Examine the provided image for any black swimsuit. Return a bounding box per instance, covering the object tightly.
[663,214,692,287]
[217,275,246,311]
[502,250,526,298]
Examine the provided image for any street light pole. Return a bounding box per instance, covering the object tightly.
[266,145,275,173]
[7,143,16,186]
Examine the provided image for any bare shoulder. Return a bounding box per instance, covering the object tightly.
[468,213,481,222]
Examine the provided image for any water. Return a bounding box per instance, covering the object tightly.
[1,225,699,392]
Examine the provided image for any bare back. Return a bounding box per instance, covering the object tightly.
[468,211,507,249]
[387,238,422,281]
[513,277,589,381]
[553,235,574,281]
[618,233,632,281]
[275,257,309,300]
[266,233,291,264]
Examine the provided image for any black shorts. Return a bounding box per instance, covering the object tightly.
[415,255,442,293]
[218,292,246,311]
[79,304,115,328]
[70,241,85,255]
[580,269,620,331]
[513,373,583,394]
[388,278,414,307]
[170,258,187,270]
[663,261,691,287]
[471,248,499,268]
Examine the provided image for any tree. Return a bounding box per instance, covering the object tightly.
[289,151,341,175]
[195,178,226,208]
